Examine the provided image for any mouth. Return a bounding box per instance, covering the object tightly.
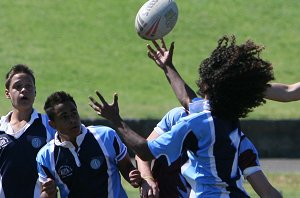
[20,96,29,100]
[71,125,80,132]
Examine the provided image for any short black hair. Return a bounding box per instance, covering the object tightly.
[197,35,274,120]
[5,64,35,89]
[44,91,77,121]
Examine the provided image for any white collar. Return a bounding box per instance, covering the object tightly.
[54,124,88,148]
[0,109,39,138]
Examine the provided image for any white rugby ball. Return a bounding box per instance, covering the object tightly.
[135,0,178,40]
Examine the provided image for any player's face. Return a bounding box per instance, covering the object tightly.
[5,73,36,111]
[50,101,81,139]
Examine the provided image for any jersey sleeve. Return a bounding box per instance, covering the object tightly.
[148,120,191,165]
[154,107,188,135]
[36,142,55,183]
[88,126,128,163]
[238,135,261,178]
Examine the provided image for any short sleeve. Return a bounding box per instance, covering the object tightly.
[155,107,188,135]
[148,120,191,165]
[238,136,261,178]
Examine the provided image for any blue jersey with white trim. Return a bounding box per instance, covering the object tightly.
[0,110,55,198]
[36,125,128,198]
[148,109,252,197]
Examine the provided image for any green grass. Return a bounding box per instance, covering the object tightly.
[0,0,299,119]
[122,172,300,197]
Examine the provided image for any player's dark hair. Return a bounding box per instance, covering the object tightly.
[44,91,77,121]
[197,35,274,120]
[5,64,36,89]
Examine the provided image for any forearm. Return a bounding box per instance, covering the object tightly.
[163,63,197,109]
[112,118,155,161]
[247,171,282,198]
[136,155,153,177]
[265,82,300,102]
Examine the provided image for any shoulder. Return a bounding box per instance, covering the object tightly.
[87,125,119,140]
[167,106,188,115]
[36,140,55,160]
[162,106,189,122]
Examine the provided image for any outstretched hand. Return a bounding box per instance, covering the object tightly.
[89,91,121,123]
[147,38,174,70]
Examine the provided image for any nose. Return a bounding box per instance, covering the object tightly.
[20,87,28,94]
[69,115,77,124]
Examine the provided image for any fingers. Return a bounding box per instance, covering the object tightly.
[147,44,156,59]
[160,38,167,50]
[89,96,102,109]
[152,40,164,55]
[88,96,102,115]
[169,41,175,55]
[95,91,108,106]
[113,93,118,107]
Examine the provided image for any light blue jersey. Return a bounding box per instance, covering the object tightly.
[148,100,260,197]
[36,124,128,198]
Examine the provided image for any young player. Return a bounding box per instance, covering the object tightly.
[136,38,282,198]
[89,35,282,197]
[36,91,141,198]
[0,64,55,198]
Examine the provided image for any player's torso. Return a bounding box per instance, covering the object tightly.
[0,115,47,198]
[54,131,126,198]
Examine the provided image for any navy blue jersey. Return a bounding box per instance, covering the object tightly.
[0,110,55,198]
[36,125,128,198]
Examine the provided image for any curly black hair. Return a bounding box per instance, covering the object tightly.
[44,91,77,121]
[197,35,274,120]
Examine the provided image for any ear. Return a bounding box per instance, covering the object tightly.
[49,120,56,129]
[5,89,10,99]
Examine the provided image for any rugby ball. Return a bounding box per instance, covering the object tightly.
[135,0,178,40]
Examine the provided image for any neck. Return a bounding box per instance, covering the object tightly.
[10,108,33,123]
[58,132,80,148]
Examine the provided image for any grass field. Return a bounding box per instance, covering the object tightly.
[1,1,299,197]
[122,172,300,197]
[0,0,299,119]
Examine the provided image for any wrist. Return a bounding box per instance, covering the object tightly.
[142,175,155,182]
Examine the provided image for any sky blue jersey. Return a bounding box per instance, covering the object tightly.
[148,100,260,197]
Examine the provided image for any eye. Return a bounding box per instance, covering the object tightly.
[25,84,34,91]
[14,84,22,91]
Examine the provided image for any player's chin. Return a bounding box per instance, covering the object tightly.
[70,126,81,134]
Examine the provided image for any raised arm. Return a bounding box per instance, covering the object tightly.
[89,91,155,161]
[265,82,300,102]
[147,39,197,109]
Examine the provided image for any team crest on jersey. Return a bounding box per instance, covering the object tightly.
[31,137,42,148]
[58,165,73,178]
[0,136,10,149]
[90,156,104,170]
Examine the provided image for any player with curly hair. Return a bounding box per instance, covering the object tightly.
[135,37,283,198]
[89,35,281,197]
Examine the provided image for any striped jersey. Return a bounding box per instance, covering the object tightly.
[36,124,128,198]
[0,109,55,198]
[148,99,260,197]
